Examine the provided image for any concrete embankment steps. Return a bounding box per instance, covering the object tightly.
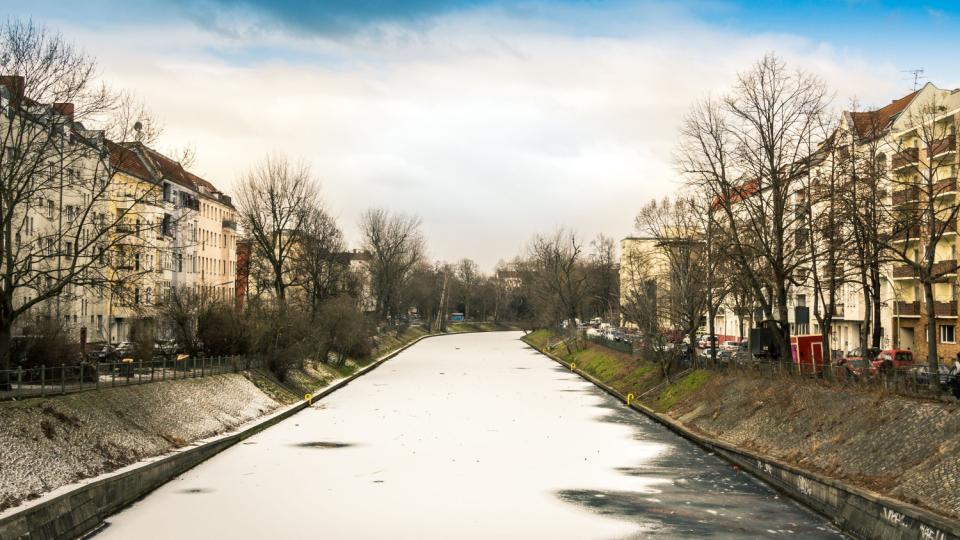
[524,337,960,540]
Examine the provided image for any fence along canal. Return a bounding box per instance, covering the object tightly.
[0,354,262,400]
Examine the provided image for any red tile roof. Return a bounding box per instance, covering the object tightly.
[108,141,154,182]
[849,91,917,140]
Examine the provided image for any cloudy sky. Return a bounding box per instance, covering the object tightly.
[3,1,959,269]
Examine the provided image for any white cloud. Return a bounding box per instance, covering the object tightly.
[38,7,907,269]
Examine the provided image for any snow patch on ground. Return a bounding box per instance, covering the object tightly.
[0,374,281,511]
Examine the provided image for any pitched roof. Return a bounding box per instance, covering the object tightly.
[849,90,918,140]
[107,141,155,182]
[133,145,234,208]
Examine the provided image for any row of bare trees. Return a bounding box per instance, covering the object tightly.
[509,229,619,331]
[667,54,958,389]
[0,19,174,373]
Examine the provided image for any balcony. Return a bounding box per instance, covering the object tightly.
[934,301,958,317]
[933,259,958,277]
[891,224,921,243]
[935,218,958,235]
[931,134,956,157]
[896,301,921,316]
[222,219,237,230]
[825,303,845,318]
[893,264,915,279]
[892,147,919,170]
[892,186,919,205]
[934,176,958,197]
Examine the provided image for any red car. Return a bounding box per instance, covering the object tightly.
[870,349,914,377]
[834,356,870,379]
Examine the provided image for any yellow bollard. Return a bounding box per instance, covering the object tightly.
[627,393,635,407]
[570,362,576,371]
[305,393,313,405]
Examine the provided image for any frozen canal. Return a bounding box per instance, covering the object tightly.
[96,331,841,539]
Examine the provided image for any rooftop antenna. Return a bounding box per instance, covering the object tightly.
[901,68,926,91]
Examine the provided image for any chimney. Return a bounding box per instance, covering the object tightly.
[0,75,25,100]
[53,102,75,121]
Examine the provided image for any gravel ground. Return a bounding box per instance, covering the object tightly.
[665,373,960,519]
[0,373,281,511]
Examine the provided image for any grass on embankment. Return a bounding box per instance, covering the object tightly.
[447,321,523,333]
[645,369,714,413]
[522,329,664,399]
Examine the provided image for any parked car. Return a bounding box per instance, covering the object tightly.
[698,335,719,349]
[715,349,734,364]
[89,344,118,363]
[870,349,914,377]
[834,357,870,379]
[909,365,954,386]
[720,340,741,352]
[115,341,136,359]
[154,339,179,357]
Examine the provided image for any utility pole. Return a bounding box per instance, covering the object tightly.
[434,271,447,332]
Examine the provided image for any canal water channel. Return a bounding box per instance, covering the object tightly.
[95,331,841,539]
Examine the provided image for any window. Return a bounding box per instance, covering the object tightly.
[940,324,956,344]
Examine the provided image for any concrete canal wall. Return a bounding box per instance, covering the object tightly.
[525,337,960,540]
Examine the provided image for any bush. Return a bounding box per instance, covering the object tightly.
[17,315,79,368]
[316,296,372,366]
[246,303,311,382]
[129,319,155,362]
[197,302,250,356]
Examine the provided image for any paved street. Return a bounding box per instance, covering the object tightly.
[95,332,840,539]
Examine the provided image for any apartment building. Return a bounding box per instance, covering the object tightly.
[619,235,693,331]
[884,83,960,360]
[105,144,238,342]
[0,76,115,342]
[0,75,238,347]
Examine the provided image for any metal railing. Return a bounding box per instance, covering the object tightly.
[0,354,264,401]
[586,334,634,355]
[698,351,959,398]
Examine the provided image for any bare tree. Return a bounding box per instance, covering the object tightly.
[455,258,480,320]
[291,206,347,317]
[359,208,425,322]
[801,120,855,376]
[677,54,829,363]
[842,101,893,352]
[0,19,162,371]
[635,196,709,369]
[586,234,619,321]
[235,154,319,302]
[527,228,586,330]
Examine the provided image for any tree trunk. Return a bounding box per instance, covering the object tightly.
[0,320,11,389]
[820,319,832,380]
[870,268,882,349]
[859,269,871,352]
[923,280,942,391]
[707,305,717,367]
[777,289,791,364]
